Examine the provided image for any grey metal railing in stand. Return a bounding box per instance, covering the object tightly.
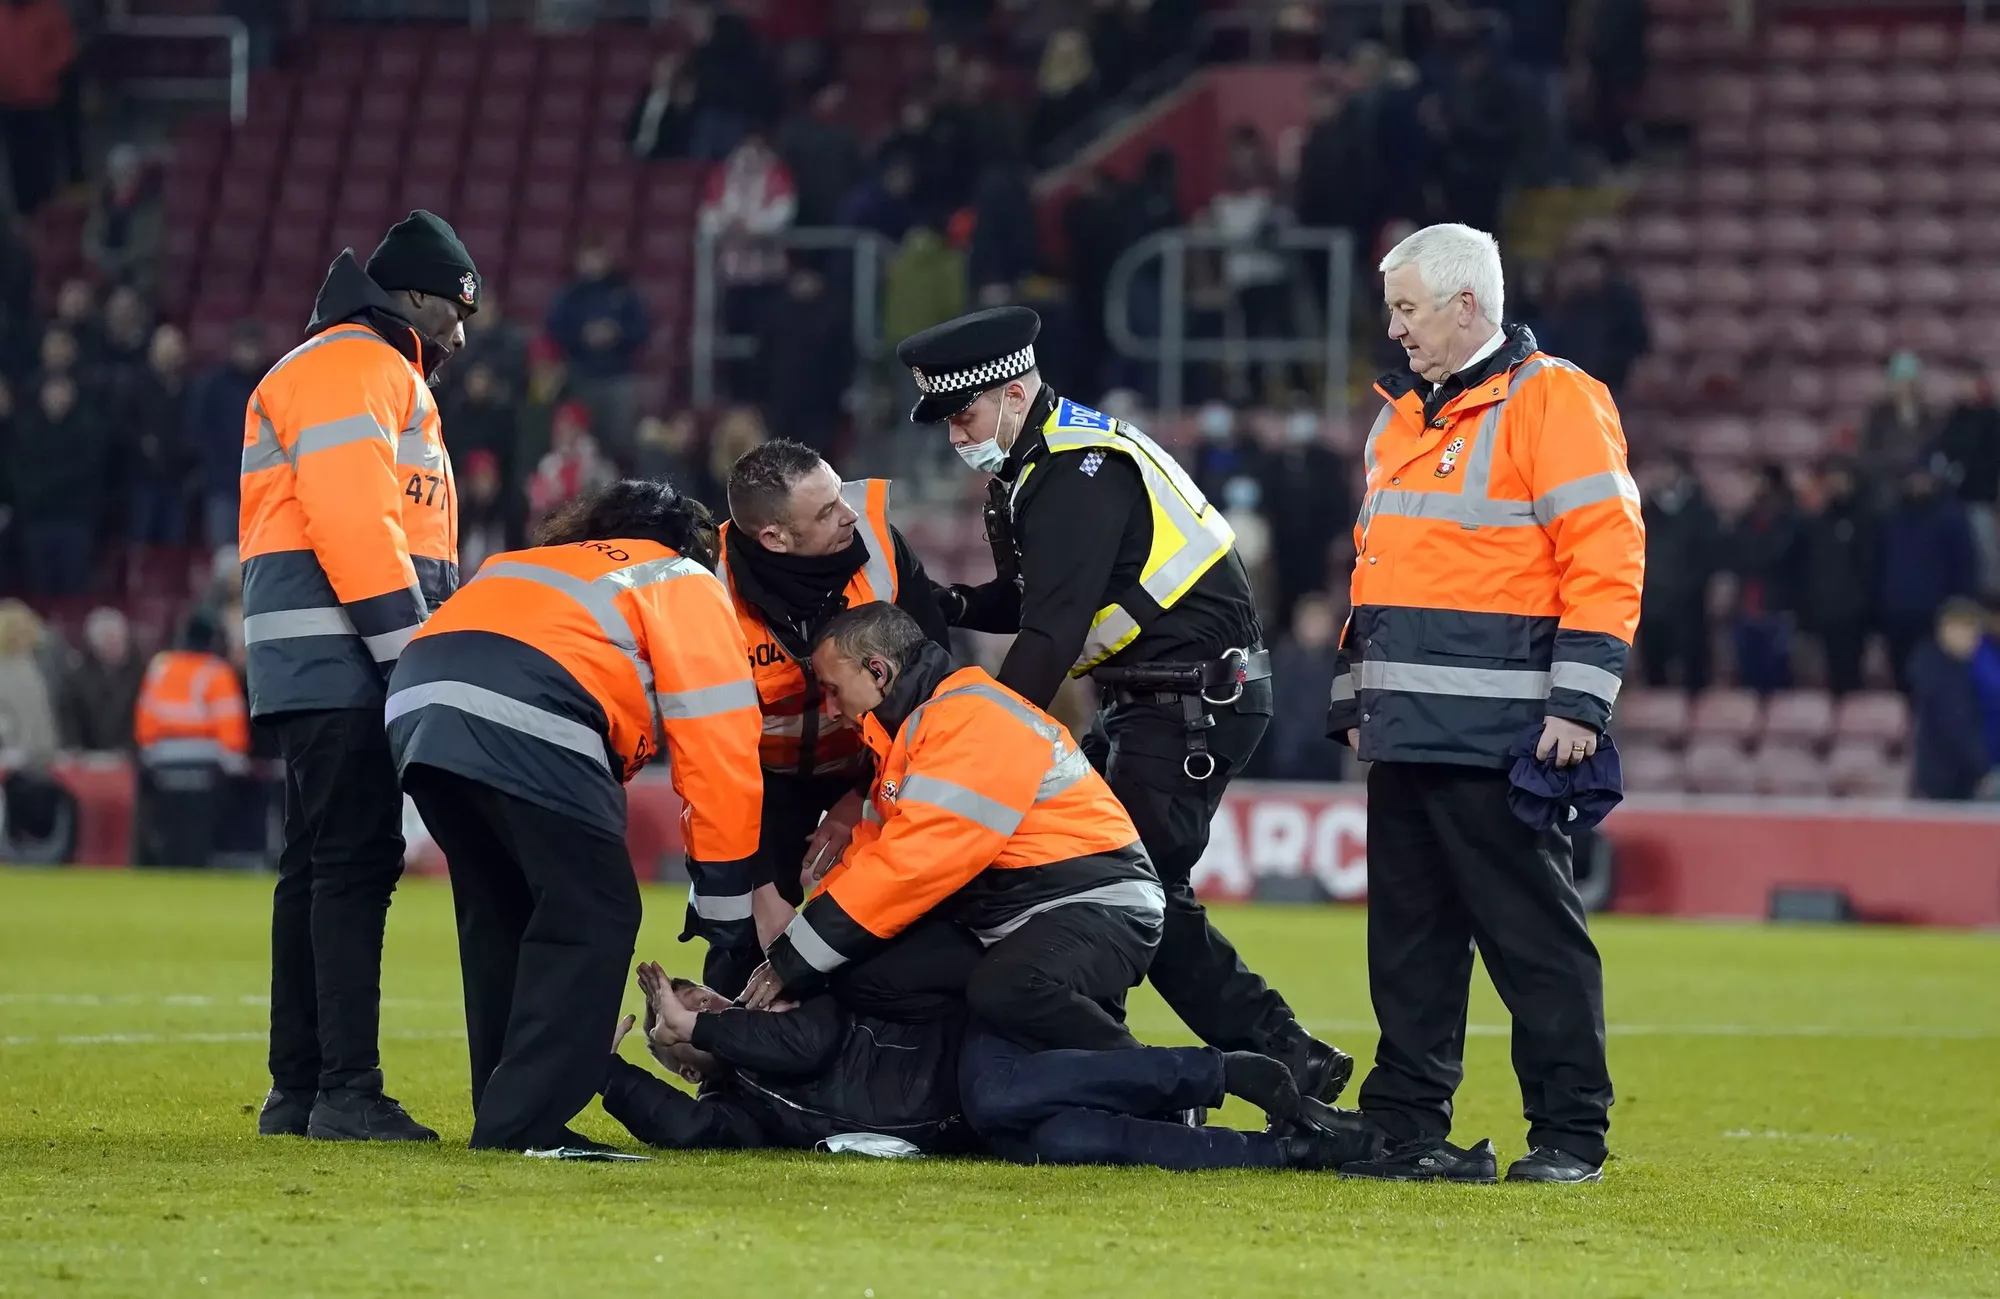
[104,14,250,125]
[1104,226,1355,419]
[690,226,895,409]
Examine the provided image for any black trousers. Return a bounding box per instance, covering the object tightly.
[1358,762,1613,1166]
[831,918,986,1024]
[406,765,643,1151]
[703,769,853,999]
[133,762,221,869]
[267,709,408,1095]
[966,904,1159,1052]
[1097,692,1305,1059]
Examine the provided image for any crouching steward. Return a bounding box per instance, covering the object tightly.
[386,480,764,1151]
[132,615,249,869]
[758,602,1164,1052]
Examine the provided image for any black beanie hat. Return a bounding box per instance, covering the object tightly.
[365,210,481,314]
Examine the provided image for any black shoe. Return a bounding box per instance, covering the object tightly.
[1296,1039,1355,1105]
[306,1088,439,1142]
[1283,1100,1386,1167]
[1222,1050,1304,1123]
[257,1087,312,1137]
[1340,1136,1498,1183]
[1505,1146,1603,1183]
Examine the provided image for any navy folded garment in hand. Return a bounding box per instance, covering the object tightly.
[1505,726,1624,832]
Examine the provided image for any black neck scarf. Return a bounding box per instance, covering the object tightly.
[725,524,871,658]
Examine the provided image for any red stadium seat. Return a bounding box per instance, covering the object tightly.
[1822,167,1889,209]
[396,176,458,221]
[1691,414,1755,458]
[1885,165,1955,212]
[603,43,658,87]
[1633,265,1690,310]
[1621,744,1686,793]
[1892,23,1953,64]
[486,41,541,86]
[1757,214,1823,260]
[1758,116,1824,159]
[519,176,575,218]
[332,174,393,219]
[1892,311,1963,362]
[1682,736,1759,793]
[1695,166,1756,209]
[636,223,691,272]
[1823,212,1889,259]
[1613,689,1690,745]
[1766,25,1820,64]
[295,83,354,130]
[1825,25,1887,63]
[1826,739,1903,797]
[287,131,342,175]
[1823,311,1891,359]
[1630,214,1695,259]
[273,175,329,224]
[506,272,561,319]
[353,90,412,132]
[538,89,590,131]
[1896,262,1962,307]
[1961,262,2000,303]
[1685,308,1757,357]
[1759,411,1827,458]
[345,135,403,178]
[1760,68,1820,113]
[1887,115,1953,159]
[1762,690,1835,745]
[1885,67,1951,112]
[1964,22,2000,60]
[415,88,473,130]
[1759,263,1824,310]
[1761,311,1826,359]
[1693,213,1757,257]
[1821,115,1887,160]
[465,132,523,176]
[1697,120,1754,160]
[459,176,514,219]
[543,36,599,85]
[1899,215,1959,262]
[227,127,285,173]
[1954,115,2000,159]
[525,133,584,172]
[1689,688,1763,742]
[1827,367,1885,411]
[1834,691,1911,749]
[1647,309,1688,356]
[512,223,572,271]
[1752,743,1830,797]
[1691,263,1756,307]
[1824,265,1890,309]
[1953,66,2000,114]
[430,36,481,88]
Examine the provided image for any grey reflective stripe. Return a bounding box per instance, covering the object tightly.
[1549,660,1623,704]
[782,912,848,973]
[241,399,289,474]
[396,426,442,469]
[1037,746,1091,800]
[1329,671,1355,704]
[266,325,377,376]
[687,888,754,922]
[597,555,712,593]
[241,607,354,643]
[294,412,393,458]
[1365,489,1536,529]
[1077,606,1141,669]
[142,738,231,764]
[386,680,611,770]
[902,679,1062,749]
[841,480,898,599]
[478,560,652,683]
[1355,660,1551,699]
[362,624,418,664]
[656,678,760,720]
[860,799,883,825]
[972,878,1167,945]
[1533,470,1639,526]
[896,771,1023,837]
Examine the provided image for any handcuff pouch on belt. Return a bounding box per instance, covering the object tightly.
[1092,647,1264,780]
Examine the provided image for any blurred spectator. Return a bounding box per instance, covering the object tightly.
[966,142,1038,298]
[1536,239,1648,397]
[1219,474,1275,617]
[52,278,98,364]
[1581,0,1649,170]
[119,323,193,546]
[1296,48,1392,264]
[1936,373,2000,597]
[1727,464,1803,694]
[1636,454,1719,689]
[36,324,79,385]
[706,405,768,500]
[0,0,76,216]
[1421,37,1521,233]
[1267,592,1346,781]
[839,155,919,244]
[99,285,153,380]
[627,53,696,161]
[526,401,615,528]
[56,606,143,752]
[190,543,242,634]
[1260,408,1352,629]
[1488,0,1573,180]
[634,411,718,504]
[82,144,164,297]
[1189,402,1262,502]
[683,4,778,162]
[778,83,863,228]
[545,235,649,467]
[13,371,108,597]
[1907,598,2000,801]
[0,375,14,588]
[927,0,993,46]
[0,599,58,766]
[925,55,1002,219]
[883,225,966,355]
[1798,459,1880,696]
[1858,352,1941,493]
[441,360,519,509]
[511,334,571,541]
[0,215,33,377]
[1210,125,1296,402]
[1061,167,1125,397]
[875,100,943,223]
[1030,29,1102,166]
[759,266,850,456]
[1880,459,1979,691]
[698,131,796,401]
[190,321,265,551]
[453,290,531,400]
[457,448,508,576]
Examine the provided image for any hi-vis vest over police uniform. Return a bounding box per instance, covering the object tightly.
[717,479,898,779]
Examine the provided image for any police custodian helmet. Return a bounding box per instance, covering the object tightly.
[895,305,1042,424]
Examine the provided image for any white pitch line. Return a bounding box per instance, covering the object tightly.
[0,1028,464,1047]
[0,993,453,1008]
[1297,1019,2000,1041]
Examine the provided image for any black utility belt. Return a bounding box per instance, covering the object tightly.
[1091,647,1271,707]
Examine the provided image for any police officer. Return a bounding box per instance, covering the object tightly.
[896,306,1351,1100]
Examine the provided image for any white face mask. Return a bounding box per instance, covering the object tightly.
[954,398,1014,474]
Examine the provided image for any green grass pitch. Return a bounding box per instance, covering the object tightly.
[0,869,1995,1297]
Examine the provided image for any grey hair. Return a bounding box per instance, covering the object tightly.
[1379,223,1505,325]
[814,601,926,669]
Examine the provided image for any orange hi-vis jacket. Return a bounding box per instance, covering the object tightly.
[239,252,459,718]
[765,641,1162,992]
[133,650,250,767]
[384,538,765,944]
[1327,326,1646,766]
[717,479,898,778]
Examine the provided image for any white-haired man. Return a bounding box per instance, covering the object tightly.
[1327,223,1645,1184]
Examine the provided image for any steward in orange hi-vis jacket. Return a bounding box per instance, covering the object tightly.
[758,603,1163,1053]
[246,211,481,1146]
[390,481,763,1152]
[131,617,249,870]
[1327,225,1641,1185]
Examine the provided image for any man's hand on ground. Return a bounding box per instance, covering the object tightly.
[1536,715,1599,768]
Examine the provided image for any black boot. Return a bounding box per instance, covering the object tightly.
[1505,1146,1603,1183]
[1277,1036,1354,1104]
[306,1088,439,1142]
[1340,1136,1498,1183]
[257,1087,313,1137]
[1222,1051,1304,1123]
[1280,1108,1387,1171]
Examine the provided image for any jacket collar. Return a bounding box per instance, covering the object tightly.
[305,250,451,379]
[1375,323,1539,417]
[996,385,1059,484]
[861,639,958,753]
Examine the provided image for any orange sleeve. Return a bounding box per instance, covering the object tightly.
[632,566,763,865]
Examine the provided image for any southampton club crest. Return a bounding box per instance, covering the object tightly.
[1434,436,1466,478]
[878,779,899,803]
[458,272,478,306]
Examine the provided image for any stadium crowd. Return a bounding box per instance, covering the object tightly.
[0,0,1998,803]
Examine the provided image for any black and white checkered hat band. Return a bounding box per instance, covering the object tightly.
[911,345,1036,395]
